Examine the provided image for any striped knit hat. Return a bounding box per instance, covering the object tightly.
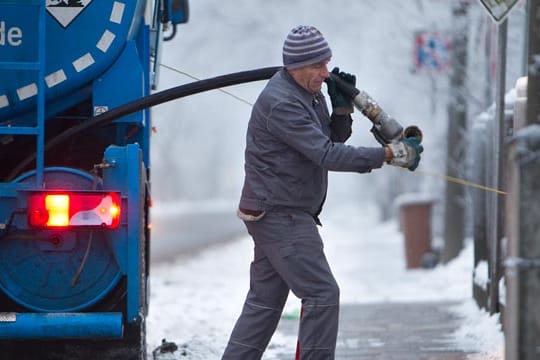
[282,25,332,69]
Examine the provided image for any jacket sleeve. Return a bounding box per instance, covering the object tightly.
[266,101,385,172]
[330,113,353,143]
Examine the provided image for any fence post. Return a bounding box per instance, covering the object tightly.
[505,0,540,356]
[471,114,489,310]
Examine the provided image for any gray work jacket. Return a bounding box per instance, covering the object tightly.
[239,69,385,217]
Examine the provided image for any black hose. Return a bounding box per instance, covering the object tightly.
[327,73,359,99]
[6,66,282,181]
[163,24,177,41]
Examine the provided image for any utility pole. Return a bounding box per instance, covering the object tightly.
[487,15,508,316]
[442,1,469,263]
[506,0,540,358]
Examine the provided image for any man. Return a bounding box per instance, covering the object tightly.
[222,25,422,360]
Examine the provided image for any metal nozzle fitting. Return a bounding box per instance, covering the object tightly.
[403,126,423,143]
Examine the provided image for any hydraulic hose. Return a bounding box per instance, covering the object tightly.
[6,66,282,181]
[7,65,422,181]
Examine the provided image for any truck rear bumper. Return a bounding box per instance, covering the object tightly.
[0,312,123,339]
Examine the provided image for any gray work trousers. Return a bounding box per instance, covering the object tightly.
[222,209,340,360]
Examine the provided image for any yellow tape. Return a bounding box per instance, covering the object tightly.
[409,168,507,195]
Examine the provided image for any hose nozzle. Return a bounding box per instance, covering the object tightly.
[328,72,423,145]
[403,125,423,143]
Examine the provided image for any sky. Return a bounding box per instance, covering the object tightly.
[145,0,529,358]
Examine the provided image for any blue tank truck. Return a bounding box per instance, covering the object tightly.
[0,1,188,358]
[0,1,285,358]
[0,2,420,358]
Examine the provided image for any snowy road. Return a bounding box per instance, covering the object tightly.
[146,203,503,360]
[150,201,245,262]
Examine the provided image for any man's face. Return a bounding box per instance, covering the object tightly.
[289,60,330,94]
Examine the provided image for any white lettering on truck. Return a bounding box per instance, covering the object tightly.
[0,21,23,46]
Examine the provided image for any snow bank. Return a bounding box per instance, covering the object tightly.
[147,203,504,359]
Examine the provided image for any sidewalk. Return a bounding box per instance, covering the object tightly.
[273,301,473,360]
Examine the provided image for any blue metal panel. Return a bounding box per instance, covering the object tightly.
[91,21,152,163]
[125,144,143,323]
[0,61,41,70]
[0,126,39,135]
[0,312,122,339]
[35,0,45,186]
[0,182,34,197]
[11,166,94,184]
[0,3,40,63]
[92,40,145,124]
[0,0,42,4]
[0,1,46,186]
[102,144,144,323]
[0,0,146,120]
[138,22,151,167]
[0,168,122,312]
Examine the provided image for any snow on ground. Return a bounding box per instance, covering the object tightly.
[146,203,504,359]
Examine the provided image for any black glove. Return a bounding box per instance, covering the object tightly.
[326,67,355,114]
[387,136,424,171]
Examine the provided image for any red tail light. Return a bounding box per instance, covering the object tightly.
[28,192,121,229]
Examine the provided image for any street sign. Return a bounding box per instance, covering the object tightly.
[478,0,520,23]
[413,31,451,73]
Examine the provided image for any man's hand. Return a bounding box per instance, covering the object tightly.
[386,136,423,171]
[326,67,355,114]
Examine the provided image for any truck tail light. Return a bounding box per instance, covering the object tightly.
[28,192,121,229]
